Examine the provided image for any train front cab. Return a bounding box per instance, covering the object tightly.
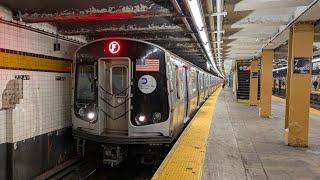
[72,38,173,144]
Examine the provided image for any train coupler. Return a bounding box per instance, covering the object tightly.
[76,137,86,157]
[102,145,125,167]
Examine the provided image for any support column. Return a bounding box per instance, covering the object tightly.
[249,59,259,106]
[259,50,274,117]
[285,27,293,129]
[285,22,314,147]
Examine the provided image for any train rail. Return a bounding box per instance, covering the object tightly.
[34,157,98,180]
[34,152,165,180]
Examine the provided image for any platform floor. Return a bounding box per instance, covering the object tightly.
[152,88,221,180]
[204,88,320,180]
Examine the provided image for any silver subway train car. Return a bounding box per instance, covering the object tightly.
[72,38,221,165]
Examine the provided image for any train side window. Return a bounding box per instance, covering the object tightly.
[111,66,128,96]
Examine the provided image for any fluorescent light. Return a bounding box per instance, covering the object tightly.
[188,0,205,30]
[312,57,320,63]
[272,66,288,72]
[186,0,223,77]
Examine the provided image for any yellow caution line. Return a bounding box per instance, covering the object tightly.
[272,96,320,116]
[0,52,72,73]
[152,87,222,180]
[272,95,286,103]
[237,99,250,104]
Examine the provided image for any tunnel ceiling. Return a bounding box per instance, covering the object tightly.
[2,0,320,74]
[221,0,317,72]
[0,0,214,73]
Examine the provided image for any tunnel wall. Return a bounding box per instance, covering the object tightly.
[0,6,81,179]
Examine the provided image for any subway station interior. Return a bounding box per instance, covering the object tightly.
[0,0,320,179]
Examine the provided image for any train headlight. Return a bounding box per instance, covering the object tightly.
[87,112,95,120]
[135,114,146,125]
[152,112,162,123]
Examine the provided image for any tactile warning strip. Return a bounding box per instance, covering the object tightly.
[152,87,222,180]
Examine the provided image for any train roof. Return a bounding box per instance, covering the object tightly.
[75,37,220,77]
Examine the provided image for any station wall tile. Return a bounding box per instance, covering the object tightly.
[0,21,80,144]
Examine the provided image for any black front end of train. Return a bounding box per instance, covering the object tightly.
[72,38,172,165]
[73,38,170,136]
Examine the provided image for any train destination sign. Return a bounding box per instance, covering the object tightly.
[108,41,120,54]
[293,57,311,74]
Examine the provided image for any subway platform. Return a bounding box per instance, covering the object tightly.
[153,88,320,180]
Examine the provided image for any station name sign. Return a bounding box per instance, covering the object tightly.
[251,72,259,78]
[293,57,311,74]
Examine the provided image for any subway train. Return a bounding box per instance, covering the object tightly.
[71,38,222,165]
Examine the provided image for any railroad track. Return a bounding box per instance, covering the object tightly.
[34,157,98,180]
[34,154,161,180]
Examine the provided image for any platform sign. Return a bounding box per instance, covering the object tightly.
[238,65,250,71]
[14,75,30,80]
[251,72,259,78]
[293,57,311,74]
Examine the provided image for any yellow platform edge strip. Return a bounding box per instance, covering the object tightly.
[0,52,72,73]
[272,95,320,116]
[152,87,222,180]
[237,99,250,104]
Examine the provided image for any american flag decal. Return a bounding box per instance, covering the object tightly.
[136,59,160,72]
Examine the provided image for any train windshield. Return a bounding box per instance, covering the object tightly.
[76,64,95,101]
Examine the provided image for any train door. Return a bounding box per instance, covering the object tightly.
[183,67,189,118]
[98,58,131,135]
[175,66,189,122]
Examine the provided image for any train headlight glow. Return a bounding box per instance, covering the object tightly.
[87,112,95,120]
[138,116,146,122]
[135,114,146,125]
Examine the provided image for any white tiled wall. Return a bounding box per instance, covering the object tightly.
[0,10,81,144]
[0,70,72,143]
[0,22,80,59]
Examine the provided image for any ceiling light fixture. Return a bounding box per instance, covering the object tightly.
[186,0,223,77]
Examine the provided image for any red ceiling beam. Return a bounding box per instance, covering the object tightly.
[22,12,175,23]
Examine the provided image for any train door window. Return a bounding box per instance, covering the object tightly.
[175,66,182,99]
[168,63,174,91]
[111,66,128,96]
[190,70,197,93]
[199,73,203,89]
[202,74,204,88]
